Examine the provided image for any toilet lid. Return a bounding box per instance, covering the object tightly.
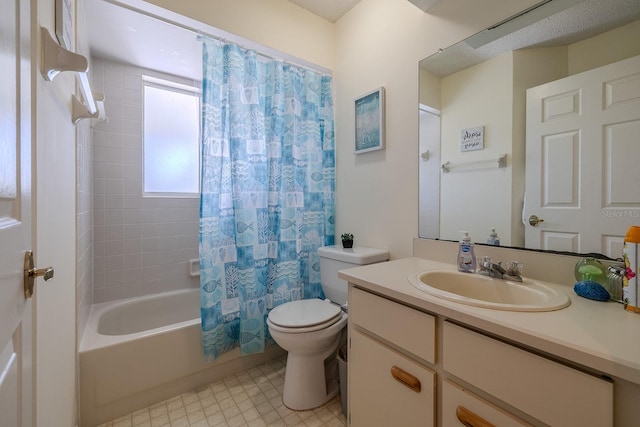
[268,299,342,329]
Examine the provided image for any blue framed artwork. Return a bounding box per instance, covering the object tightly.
[354,87,385,154]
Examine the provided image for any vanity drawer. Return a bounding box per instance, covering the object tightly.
[442,380,530,427]
[349,286,436,363]
[443,321,613,427]
[349,328,435,427]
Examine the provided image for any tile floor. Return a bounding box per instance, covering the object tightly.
[96,357,347,427]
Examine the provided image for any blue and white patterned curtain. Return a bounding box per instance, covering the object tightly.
[199,37,335,360]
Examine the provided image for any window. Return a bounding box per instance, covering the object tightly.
[143,76,200,196]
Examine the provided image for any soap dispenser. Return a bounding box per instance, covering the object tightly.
[458,232,477,273]
[487,228,500,246]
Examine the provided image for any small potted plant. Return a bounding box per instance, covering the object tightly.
[341,233,354,249]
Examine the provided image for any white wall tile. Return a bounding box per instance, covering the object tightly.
[91,58,201,303]
[124,253,143,269]
[123,239,143,255]
[122,209,141,225]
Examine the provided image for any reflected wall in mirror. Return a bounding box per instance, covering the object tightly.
[418,0,640,258]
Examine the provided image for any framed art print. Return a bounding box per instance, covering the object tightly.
[354,87,385,154]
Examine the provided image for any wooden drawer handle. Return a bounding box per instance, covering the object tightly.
[456,405,495,427]
[390,365,421,393]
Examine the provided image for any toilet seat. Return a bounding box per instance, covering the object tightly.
[268,299,343,333]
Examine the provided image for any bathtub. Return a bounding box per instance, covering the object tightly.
[79,289,284,427]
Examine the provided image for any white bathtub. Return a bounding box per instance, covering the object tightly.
[79,289,284,427]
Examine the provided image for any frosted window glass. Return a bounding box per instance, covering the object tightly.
[144,84,200,194]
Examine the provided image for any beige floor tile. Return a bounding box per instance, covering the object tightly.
[302,414,324,427]
[260,410,281,425]
[246,419,268,427]
[186,410,205,424]
[168,416,189,427]
[203,402,222,417]
[226,413,248,427]
[167,407,187,422]
[166,399,184,413]
[99,356,347,427]
[113,415,133,427]
[236,398,255,413]
[222,404,241,420]
[184,401,201,415]
[197,395,216,409]
[149,403,168,419]
[255,401,273,416]
[205,412,226,426]
[282,412,302,426]
[241,407,261,422]
[150,413,170,427]
[132,410,151,425]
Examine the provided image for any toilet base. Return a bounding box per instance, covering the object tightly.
[281,337,341,411]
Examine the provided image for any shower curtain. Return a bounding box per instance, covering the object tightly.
[199,37,335,360]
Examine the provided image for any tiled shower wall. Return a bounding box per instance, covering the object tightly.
[91,58,200,303]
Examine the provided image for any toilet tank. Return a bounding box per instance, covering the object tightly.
[318,245,389,304]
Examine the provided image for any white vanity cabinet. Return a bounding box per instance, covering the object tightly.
[443,321,613,427]
[348,285,614,427]
[348,286,436,427]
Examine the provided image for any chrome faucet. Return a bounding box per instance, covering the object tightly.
[478,257,523,282]
[479,257,506,278]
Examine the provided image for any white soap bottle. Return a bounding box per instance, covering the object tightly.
[458,232,476,273]
[487,228,500,246]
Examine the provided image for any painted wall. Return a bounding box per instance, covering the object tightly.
[90,58,200,303]
[36,0,78,424]
[332,0,541,258]
[435,48,568,246]
[569,19,640,75]
[439,53,514,244]
[77,0,93,349]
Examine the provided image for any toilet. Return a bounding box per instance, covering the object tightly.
[267,245,389,410]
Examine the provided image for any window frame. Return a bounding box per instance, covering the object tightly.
[142,75,201,198]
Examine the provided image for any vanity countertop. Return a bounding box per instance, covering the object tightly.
[339,257,640,385]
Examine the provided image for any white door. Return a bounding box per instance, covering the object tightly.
[418,105,441,239]
[0,0,33,425]
[525,55,640,258]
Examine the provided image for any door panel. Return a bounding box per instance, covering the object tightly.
[0,0,33,425]
[526,55,640,257]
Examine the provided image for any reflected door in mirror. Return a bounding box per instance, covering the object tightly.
[525,54,640,258]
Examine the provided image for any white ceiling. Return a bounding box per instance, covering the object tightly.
[421,0,640,76]
[86,0,640,83]
[84,0,361,82]
[288,0,361,23]
[85,0,204,80]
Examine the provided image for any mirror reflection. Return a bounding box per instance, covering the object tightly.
[418,0,640,258]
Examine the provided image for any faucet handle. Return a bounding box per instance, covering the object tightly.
[480,256,492,269]
[506,261,523,277]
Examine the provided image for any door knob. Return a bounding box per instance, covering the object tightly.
[528,215,544,227]
[23,250,54,298]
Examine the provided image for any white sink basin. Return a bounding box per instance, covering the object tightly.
[408,270,570,312]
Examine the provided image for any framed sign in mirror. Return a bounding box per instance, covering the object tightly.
[55,0,74,51]
[354,87,385,154]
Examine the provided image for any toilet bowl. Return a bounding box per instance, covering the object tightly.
[267,245,389,410]
[267,299,347,410]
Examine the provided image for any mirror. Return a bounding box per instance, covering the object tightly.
[418,0,640,258]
